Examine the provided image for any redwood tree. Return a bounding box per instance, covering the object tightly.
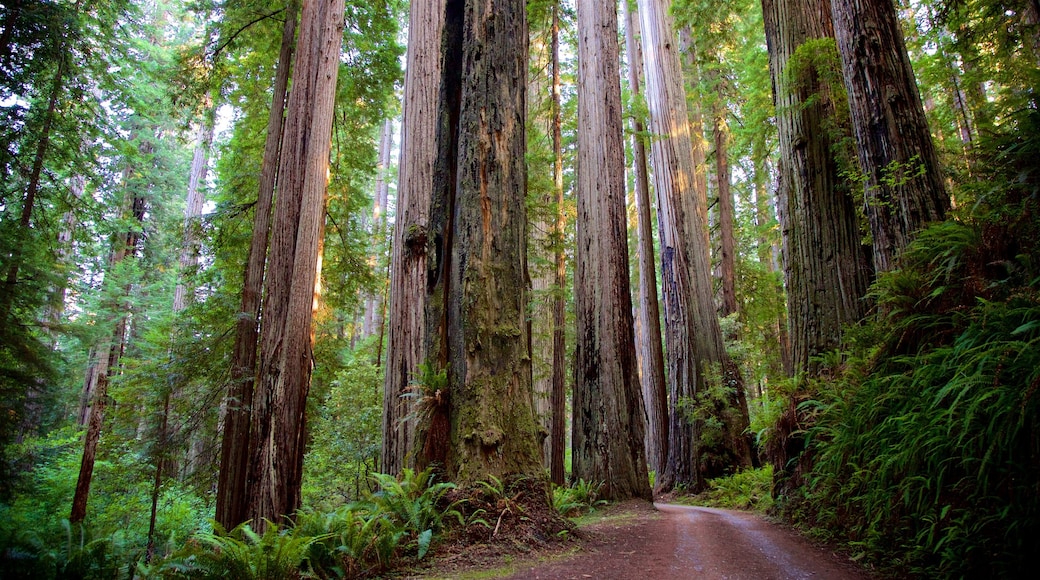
[416,0,545,487]
[762,0,873,374]
[216,0,298,530]
[245,0,344,528]
[572,0,652,501]
[831,0,949,272]
[637,0,754,492]
[381,0,446,477]
[622,0,668,478]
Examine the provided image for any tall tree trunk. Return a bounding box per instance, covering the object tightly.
[71,189,147,524]
[712,100,738,317]
[363,119,393,339]
[381,0,446,477]
[245,0,343,529]
[623,0,668,477]
[1,54,65,325]
[416,0,544,487]
[677,28,711,252]
[831,0,949,272]
[216,0,297,531]
[762,0,873,374]
[636,0,754,493]
[548,1,567,488]
[149,107,214,556]
[572,0,651,501]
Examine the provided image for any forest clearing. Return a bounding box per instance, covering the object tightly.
[1,0,1037,578]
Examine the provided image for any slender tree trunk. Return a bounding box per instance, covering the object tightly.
[637,0,754,493]
[216,0,297,531]
[572,0,651,501]
[677,28,711,251]
[381,0,446,477]
[148,107,214,556]
[71,190,146,524]
[362,120,392,339]
[831,0,949,272]
[1,54,65,325]
[246,0,343,529]
[548,2,567,488]
[416,0,544,487]
[622,0,668,479]
[712,101,738,317]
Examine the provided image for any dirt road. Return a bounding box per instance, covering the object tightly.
[505,502,869,580]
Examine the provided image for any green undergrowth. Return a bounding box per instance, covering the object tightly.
[682,466,774,513]
[778,210,1040,575]
[551,478,607,518]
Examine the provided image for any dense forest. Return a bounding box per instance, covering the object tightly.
[0,0,1037,577]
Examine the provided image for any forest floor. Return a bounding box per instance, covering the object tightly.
[404,500,873,579]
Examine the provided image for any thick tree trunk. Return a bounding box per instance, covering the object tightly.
[417,0,544,487]
[831,0,949,272]
[381,0,445,477]
[572,0,651,502]
[623,0,668,477]
[636,0,754,493]
[216,0,297,531]
[245,0,343,529]
[762,0,873,374]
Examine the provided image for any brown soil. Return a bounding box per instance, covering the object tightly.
[408,500,872,579]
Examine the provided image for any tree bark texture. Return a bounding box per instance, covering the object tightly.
[246,0,343,529]
[623,0,668,479]
[636,0,754,492]
[572,0,651,502]
[418,0,544,486]
[831,0,949,272]
[548,2,568,488]
[217,0,297,531]
[381,0,445,477]
[762,0,873,374]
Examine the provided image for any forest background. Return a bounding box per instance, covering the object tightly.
[0,0,1037,578]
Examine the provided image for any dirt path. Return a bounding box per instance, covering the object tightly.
[503,502,869,580]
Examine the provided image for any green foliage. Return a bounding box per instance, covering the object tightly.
[303,352,383,511]
[158,520,321,580]
[551,479,606,518]
[780,211,1040,575]
[688,467,774,513]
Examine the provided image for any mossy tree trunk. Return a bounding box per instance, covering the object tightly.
[831,0,949,272]
[417,0,544,487]
[572,0,652,502]
[762,0,873,374]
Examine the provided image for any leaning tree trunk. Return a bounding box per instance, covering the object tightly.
[416,0,545,487]
[831,0,949,273]
[762,0,873,375]
[71,189,147,524]
[216,0,298,531]
[622,0,668,477]
[636,0,755,493]
[572,0,652,502]
[245,0,343,529]
[381,0,446,477]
